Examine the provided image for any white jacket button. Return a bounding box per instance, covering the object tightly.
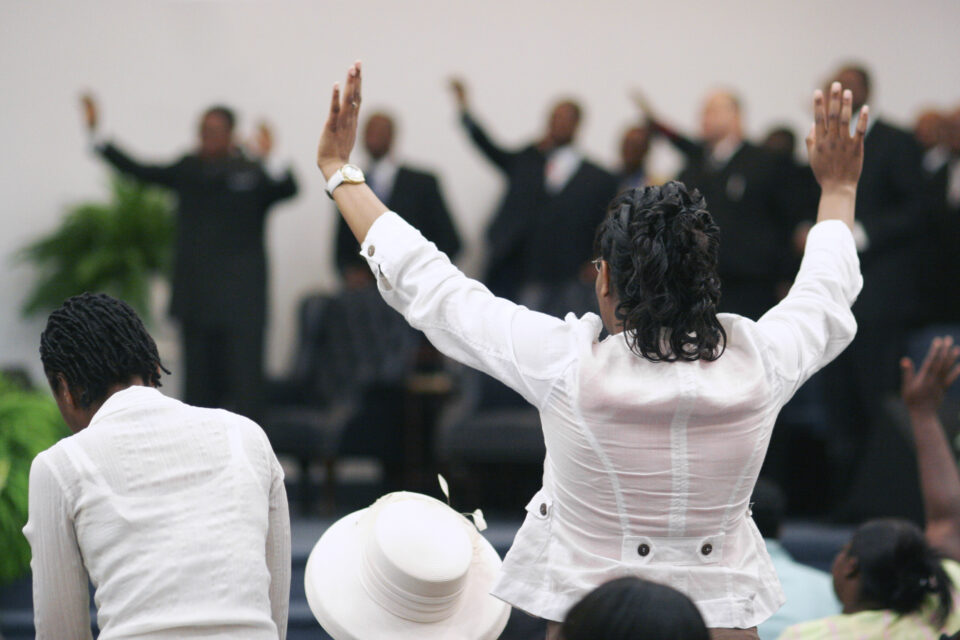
[637,543,650,557]
[367,245,376,257]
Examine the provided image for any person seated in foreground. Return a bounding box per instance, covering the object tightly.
[779,337,960,639]
[560,576,709,640]
[317,61,866,639]
[24,293,290,639]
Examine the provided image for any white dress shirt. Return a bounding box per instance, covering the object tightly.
[544,145,583,195]
[360,212,861,628]
[24,386,290,640]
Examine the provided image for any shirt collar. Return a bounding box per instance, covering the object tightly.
[710,136,743,166]
[87,385,166,428]
[850,110,877,137]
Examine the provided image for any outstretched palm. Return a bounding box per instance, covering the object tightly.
[806,82,869,190]
[317,61,362,176]
[901,336,960,414]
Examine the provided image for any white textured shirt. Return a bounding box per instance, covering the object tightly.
[24,386,290,640]
[361,212,861,628]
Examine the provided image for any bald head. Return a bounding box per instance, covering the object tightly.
[915,110,945,151]
[546,99,582,148]
[831,65,871,111]
[700,90,742,145]
[364,112,395,161]
[621,125,651,173]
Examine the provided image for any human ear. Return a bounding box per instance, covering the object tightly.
[598,260,611,298]
[54,374,80,410]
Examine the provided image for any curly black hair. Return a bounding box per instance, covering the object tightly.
[594,181,725,362]
[40,293,168,408]
[848,518,954,626]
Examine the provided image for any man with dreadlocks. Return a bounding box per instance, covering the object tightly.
[24,293,290,639]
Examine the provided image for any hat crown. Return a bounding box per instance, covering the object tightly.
[360,494,473,623]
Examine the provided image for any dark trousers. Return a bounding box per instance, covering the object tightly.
[182,319,265,422]
[821,320,905,514]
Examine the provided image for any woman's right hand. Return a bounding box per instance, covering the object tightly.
[316,61,362,179]
[806,82,868,192]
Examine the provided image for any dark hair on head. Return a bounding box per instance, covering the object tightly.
[555,99,583,123]
[366,110,396,130]
[847,518,953,626]
[762,126,797,156]
[838,64,872,99]
[40,293,169,408]
[594,181,725,362]
[562,576,709,640]
[751,478,786,539]
[204,105,236,131]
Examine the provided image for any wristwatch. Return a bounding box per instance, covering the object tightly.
[325,163,365,199]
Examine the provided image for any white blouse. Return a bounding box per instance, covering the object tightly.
[24,386,290,639]
[361,212,861,628]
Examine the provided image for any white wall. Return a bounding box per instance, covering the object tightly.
[2,0,959,389]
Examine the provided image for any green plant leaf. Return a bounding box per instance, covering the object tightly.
[0,374,69,585]
[17,175,174,324]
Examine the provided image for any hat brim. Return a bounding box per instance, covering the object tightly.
[305,507,511,640]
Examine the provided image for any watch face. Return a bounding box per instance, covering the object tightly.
[341,164,365,183]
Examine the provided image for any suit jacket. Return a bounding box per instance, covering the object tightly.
[670,136,797,320]
[335,165,460,274]
[99,143,297,325]
[850,119,926,329]
[462,113,618,298]
[920,158,960,323]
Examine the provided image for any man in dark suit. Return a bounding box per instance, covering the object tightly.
[922,107,960,325]
[82,95,298,421]
[335,112,461,281]
[815,66,928,514]
[644,90,797,321]
[618,124,652,193]
[449,79,619,301]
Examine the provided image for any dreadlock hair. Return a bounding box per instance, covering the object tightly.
[847,518,954,627]
[40,293,169,408]
[594,181,725,362]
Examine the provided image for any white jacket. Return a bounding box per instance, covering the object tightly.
[362,212,861,627]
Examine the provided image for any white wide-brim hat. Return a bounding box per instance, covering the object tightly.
[305,491,511,640]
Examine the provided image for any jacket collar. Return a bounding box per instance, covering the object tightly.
[87,385,166,428]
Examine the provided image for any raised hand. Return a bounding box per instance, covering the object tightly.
[629,88,657,123]
[901,336,960,415]
[249,121,273,157]
[806,81,869,191]
[449,78,468,112]
[317,60,362,178]
[80,92,99,132]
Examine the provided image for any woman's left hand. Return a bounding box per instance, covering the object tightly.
[317,60,362,179]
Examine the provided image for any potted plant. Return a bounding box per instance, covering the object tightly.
[0,373,68,585]
[18,176,174,323]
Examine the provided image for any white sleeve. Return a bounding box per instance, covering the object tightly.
[360,212,594,410]
[23,453,93,640]
[755,219,863,400]
[265,451,291,640]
